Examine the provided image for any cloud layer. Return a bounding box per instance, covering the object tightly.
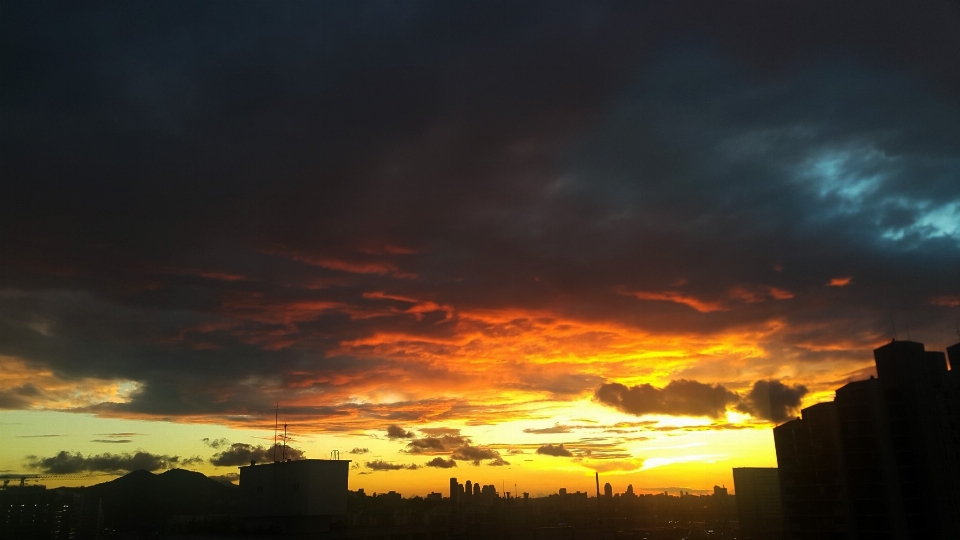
[0,2,957,439]
[204,438,306,466]
[595,381,741,419]
[595,379,809,422]
[26,451,191,474]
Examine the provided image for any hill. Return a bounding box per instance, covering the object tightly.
[75,468,238,534]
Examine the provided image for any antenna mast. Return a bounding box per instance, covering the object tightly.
[282,424,288,461]
[274,403,279,463]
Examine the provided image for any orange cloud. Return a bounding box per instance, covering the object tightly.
[620,290,728,313]
[768,287,794,300]
[930,295,960,307]
[827,277,852,287]
[0,356,140,410]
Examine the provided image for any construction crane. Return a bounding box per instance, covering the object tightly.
[0,472,111,488]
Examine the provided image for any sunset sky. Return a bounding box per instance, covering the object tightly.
[2,2,959,497]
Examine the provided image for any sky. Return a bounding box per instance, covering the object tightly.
[2,2,959,497]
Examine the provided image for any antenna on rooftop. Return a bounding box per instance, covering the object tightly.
[274,403,279,463]
[282,423,288,461]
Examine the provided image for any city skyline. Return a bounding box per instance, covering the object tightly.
[3,2,960,498]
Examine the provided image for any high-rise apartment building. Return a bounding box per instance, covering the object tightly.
[774,339,960,539]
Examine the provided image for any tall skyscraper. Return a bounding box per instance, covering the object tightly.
[603,482,612,498]
[449,477,458,503]
[774,339,960,539]
[733,467,784,540]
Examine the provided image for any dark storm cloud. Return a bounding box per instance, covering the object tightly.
[1,2,958,422]
[595,380,741,418]
[738,380,809,423]
[349,447,369,455]
[26,450,183,474]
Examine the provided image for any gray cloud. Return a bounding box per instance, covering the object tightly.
[26,450,183,474]
[450,444,502,466]
[386,425,415,439]
[209,442,305,466]
[365,460,418,471]
[424,457,457,469]
[738,379,809,423]
[404,435,469,454]
[349,447,369,455]
[536,443,572,457]
[595,380,741,418]
[523,424,574,434]
[596,378,810,423]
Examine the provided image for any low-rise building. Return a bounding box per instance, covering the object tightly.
[239,458,350,533]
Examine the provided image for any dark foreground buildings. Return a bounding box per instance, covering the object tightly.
[732,467,784,540]
[239,458,350,534]
[774,339,960,540]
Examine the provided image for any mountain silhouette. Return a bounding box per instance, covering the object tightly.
[71,468,237,534]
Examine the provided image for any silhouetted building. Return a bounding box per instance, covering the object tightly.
[774,339,960,539]
[239,458,349,532]
[603,482,612,498]
[449,477,459,503]
[733,467,784,540]
[775,401,852,540]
